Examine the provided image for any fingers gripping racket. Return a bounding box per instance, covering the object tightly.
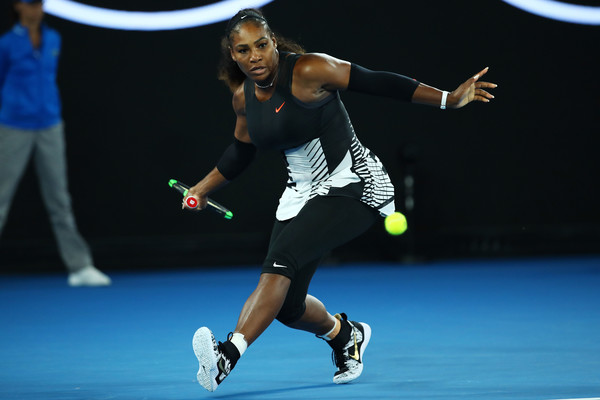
[168,179,233,220]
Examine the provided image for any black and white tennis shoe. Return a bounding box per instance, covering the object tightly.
[331,313,371,384]
[193,327,233,392]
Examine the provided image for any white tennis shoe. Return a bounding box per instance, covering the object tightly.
[193,327,233,392]
[68,266,111,287]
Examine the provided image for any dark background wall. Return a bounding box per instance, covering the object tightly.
[1,0,599,272]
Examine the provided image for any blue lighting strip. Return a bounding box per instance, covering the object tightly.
[502,0,600,25]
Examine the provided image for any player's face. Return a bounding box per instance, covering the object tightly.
[229,22,278,85]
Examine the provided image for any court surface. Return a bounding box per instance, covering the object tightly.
[1,256,599,400]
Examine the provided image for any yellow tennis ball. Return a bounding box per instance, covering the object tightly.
[385,212,407,235]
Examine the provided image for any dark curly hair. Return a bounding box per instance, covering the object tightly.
[217,8,305,92]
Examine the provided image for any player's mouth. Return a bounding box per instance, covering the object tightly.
[250,66,267,75]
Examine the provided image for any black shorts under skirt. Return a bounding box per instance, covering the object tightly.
[261,195,380,324]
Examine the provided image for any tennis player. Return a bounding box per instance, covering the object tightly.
[183,8,496,391]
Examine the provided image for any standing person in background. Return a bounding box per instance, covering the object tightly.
[0,0,111,286]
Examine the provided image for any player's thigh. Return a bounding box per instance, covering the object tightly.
[271,196,379,267]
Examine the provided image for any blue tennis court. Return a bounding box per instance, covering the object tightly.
[1,256,599,399]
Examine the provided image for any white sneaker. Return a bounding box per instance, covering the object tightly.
[68,266,111,287]
[193,327,233,392]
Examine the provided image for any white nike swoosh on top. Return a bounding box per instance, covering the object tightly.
[272,262,287,268]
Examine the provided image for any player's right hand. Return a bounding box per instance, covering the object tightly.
[182,194,207,211]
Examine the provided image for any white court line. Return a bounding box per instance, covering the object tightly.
[548,398,600,400]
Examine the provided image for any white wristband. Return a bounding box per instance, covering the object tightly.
[440,91,449,109]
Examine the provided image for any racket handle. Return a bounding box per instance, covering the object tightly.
[168,179,233,220]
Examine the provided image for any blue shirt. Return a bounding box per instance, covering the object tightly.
[0,23,62,129]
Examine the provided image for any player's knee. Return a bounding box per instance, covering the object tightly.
[275,301,306,325]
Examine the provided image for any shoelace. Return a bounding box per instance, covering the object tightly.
[216,332,235,375]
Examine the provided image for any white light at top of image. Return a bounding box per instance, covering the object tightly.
[43,0,277,31]
[503,0,600,25]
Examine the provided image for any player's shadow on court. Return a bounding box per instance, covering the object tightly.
[212,383,332,399]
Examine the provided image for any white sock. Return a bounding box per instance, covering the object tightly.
[229,332,248,356]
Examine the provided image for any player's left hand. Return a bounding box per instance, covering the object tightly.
[449,67,497,109]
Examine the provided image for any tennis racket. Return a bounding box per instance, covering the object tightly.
[168,179,233,220]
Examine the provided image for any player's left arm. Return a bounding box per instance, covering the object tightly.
[412,67,497,109]
[293,53,351,96]
[295,53,496,109]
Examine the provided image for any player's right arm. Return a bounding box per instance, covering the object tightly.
[185,84,256,210]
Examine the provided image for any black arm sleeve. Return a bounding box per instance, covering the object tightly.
[347,63,420,102]
[216,138,257,181]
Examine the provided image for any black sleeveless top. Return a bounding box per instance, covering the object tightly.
[244,53,352,151]
[243,52,395,221]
